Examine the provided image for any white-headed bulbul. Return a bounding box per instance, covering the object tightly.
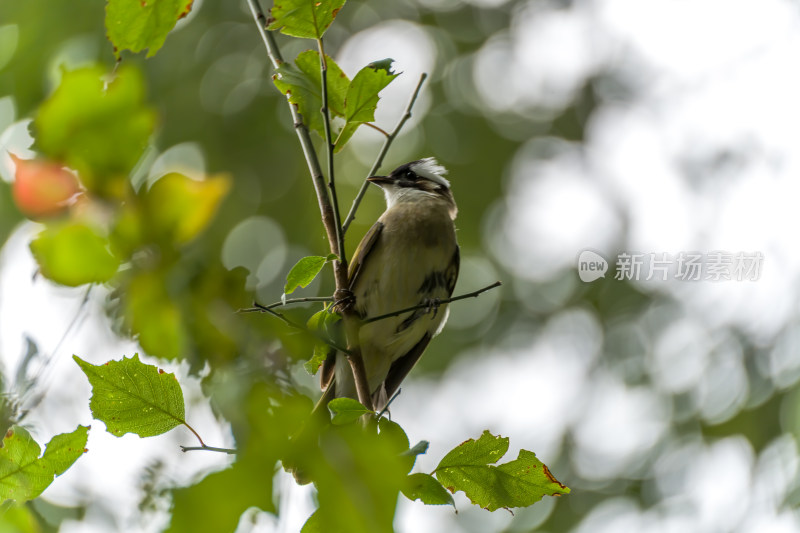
[321,157,460,412]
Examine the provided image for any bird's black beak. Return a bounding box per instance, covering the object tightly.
[366,175,392,187]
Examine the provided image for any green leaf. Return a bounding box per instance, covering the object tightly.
[328,398,371,425]
[0,502,39,531]
[434,431,569,511]
[267,0,346,39]
[284,254,334,296]
[402,473,455,508]
[298,423,408,532]
[106,0,194,58]
[404,440,430,458]
[73,354,186,438]
[334,61,398,151]
[305,308,340,375]
[34,65,156,197]
[300,511,322,533]
[168,384,309,532]
[30,222,120,286]
[125,273,187,359]
[273,51,349,138]
[0,425,89,502]
[167,456,274,532]
[145,172,230,245]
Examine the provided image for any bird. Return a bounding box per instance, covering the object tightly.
[320,157,460,413]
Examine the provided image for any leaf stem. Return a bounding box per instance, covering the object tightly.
[342,73,428,234]
[182,421,206,447]
[364,122,391,137]
[363,281,502,325]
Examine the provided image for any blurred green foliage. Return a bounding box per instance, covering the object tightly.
[0,0,571,530]
[4,0,792,532]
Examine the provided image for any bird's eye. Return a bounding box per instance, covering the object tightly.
[405,170,416,180]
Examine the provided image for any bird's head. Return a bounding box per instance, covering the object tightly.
[367,158,457,218]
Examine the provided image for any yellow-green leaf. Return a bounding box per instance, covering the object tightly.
[30,222,120,286]
[34,65,156,197]
[125,273,187,359]
[145,172,230,244]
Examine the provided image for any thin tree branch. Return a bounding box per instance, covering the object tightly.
[363,281,502,325]
[342,73,428,234]
[246,0,339,261]
[180,445,237,455]
[315,39,374,412]
[238,296,334,314]
[346,343,373,411]
[245,0,284,68]
[248,0,373,411]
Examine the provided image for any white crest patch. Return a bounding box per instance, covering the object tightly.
[410,157,450,189]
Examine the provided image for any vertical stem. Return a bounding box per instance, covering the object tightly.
[246,0,339,257]
[316,38,348,283]
[248,0,374,411]
[316,39,373,412]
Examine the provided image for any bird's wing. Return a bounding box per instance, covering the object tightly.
[347,220,384,290]
[379,246,460,403]
[381,333,432,403]
[446,245,460,295]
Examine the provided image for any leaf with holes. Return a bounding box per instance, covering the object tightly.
[267,0,346,39]
[73,354,186,438]
[0,425,89,502]
[106,0,194,58]
[273,51,349,139]
[402,473,455,508]
[334,60,398,151]
[434,430,569,511]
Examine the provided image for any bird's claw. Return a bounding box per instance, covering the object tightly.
[424,298,442,318]
[333,289,355,312]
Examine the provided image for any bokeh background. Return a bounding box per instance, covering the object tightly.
[2,0,800,531]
